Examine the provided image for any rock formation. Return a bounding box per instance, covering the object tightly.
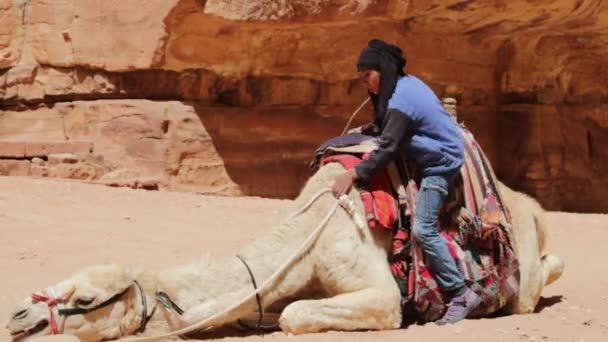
[1,0,606,211]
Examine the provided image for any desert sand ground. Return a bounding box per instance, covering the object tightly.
[1,176,607,342]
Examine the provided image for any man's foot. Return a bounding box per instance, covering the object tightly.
[435,287,481,325]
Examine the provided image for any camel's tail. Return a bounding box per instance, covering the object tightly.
[541,253,564,286]
[532,202,565,287]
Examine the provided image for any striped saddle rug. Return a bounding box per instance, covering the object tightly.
[313,125,519,322]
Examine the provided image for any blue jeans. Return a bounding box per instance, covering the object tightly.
[413,172,465,292]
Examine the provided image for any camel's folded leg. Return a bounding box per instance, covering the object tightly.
[278,288,401,335]
[506,253,565,314]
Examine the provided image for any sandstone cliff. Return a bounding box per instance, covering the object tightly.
[1,0,606,212]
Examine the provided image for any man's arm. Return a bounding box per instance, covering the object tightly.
[355,108,409,181]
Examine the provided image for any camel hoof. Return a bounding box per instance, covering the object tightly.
[278,302,311,335]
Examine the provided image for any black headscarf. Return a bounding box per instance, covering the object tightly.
[356,39,406,127]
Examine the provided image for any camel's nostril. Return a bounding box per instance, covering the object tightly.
[12,308,29,320]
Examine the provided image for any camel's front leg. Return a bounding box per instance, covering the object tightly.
[278,288,401,334]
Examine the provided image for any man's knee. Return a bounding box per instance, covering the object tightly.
[412,220,438,243]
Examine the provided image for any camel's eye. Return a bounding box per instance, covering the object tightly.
[74,297,95,307]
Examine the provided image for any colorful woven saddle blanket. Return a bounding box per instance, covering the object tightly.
[312,126,519,322]
[322,153,398,229]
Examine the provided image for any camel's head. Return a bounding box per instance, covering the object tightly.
[6,264,154,341]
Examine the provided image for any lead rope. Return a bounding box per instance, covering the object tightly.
[340,97,371,136]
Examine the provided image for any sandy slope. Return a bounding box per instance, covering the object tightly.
[0,177,606,342]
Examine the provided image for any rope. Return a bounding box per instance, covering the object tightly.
[30,287,75,335]
[340,97,370,136]
[121,189,364,341]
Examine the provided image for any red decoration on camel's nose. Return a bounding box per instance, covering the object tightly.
[31,287,75,335]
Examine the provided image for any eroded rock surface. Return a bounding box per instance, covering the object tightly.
[1,0,606,211]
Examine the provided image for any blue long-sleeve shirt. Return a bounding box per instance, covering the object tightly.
[355,75,464,180]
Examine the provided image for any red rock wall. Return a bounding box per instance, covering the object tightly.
[1,0,606,212]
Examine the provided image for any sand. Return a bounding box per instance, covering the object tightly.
[1,177,606,342]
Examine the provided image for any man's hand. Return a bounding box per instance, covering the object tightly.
[332,169,358,198]
[347,122,379,136]
[360,122,380,136]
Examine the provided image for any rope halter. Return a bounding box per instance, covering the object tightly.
[31,286,75,335]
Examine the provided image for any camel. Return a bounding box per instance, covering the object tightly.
[6,162,564,341]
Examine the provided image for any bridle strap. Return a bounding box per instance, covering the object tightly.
[31,287,74,335]
[133,280,154,333]
[156,291,185,315]
[57,288,128,316]
[32,281,151,335]
[59,282,152,333]
[235,254,277,330]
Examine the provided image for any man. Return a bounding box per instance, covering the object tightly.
[331,39,481,325]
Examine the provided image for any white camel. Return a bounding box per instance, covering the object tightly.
[6,162,564,341]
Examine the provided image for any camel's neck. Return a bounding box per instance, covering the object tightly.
[152,164,345,328]
[152,216,320,324]
[129,271,173,336]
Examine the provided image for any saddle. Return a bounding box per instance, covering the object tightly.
[310,125,519,322]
